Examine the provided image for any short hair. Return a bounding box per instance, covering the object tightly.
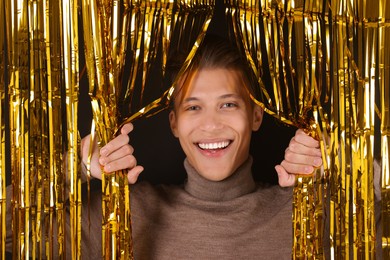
[166,34,258,109]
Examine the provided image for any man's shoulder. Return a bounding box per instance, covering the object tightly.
[254,182,293,209]
[131,181,184,203]
[255,182,293,196]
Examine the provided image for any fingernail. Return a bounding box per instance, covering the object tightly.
[99,157,106,165]
[305,166,313,173]
[314,158,322,166]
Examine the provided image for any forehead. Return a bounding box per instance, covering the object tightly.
[176,68,249,101]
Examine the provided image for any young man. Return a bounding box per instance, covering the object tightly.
[82,35,322,259]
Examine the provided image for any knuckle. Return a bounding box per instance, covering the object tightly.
[294,134,304,143]
[104,163,113,173]
[123,144,133,154]
[288,143,298,152]
[126,155,137,167]
[284,151,294,161]
[104,143,113,152]
[280,160,290,170]
[118,134,129,144]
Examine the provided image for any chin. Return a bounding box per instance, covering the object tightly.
[199,167,233,181]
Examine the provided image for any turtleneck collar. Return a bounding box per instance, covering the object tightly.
[183,157,256,202]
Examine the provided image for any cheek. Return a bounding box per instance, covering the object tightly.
[175,117,193,139]
[231,113,252,133]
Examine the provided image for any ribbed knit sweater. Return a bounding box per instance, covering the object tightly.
[131,157,293,259]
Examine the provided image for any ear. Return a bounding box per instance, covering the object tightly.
[169,110,179,137]
[252,105,263,131]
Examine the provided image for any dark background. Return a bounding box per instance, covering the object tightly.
[78,0,297,185]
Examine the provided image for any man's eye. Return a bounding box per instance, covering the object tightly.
[186,105,200,111]
[222,103,237,108]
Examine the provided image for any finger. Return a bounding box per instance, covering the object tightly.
[293,129,320,148]
[127,165,144,184]
[101,154,137,173]
[100,134,130,157]
[275,165,296,187]
[99,144,134,166]
[284,148,322,167]
[287,140,322,157]
[121,123,134,135]
[280,160,315,175]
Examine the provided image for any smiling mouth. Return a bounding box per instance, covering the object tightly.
[197,140,232,150]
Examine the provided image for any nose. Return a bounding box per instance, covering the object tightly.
[199,109,223,131]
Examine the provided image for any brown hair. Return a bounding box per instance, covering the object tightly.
[167,34,258,109]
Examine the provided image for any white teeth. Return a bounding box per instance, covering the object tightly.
[198,141,230,150]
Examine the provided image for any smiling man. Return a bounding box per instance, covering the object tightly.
[81,35,322,259]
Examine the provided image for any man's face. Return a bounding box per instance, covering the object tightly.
[169,68,263,181]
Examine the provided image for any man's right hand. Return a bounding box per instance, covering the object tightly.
[80,123,144,184]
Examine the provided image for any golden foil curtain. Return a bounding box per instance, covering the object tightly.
[61,0,81,258]
[226,0,389,258]
[2,0,389,259]
[81,0,134,257]
[2,0,79,258]
[81,0,214,258]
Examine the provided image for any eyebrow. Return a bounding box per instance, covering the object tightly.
[219,93,243,100]
[182,97,199,103]
[182,93,243,103]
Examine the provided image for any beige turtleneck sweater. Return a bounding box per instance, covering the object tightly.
[130,157,293,259]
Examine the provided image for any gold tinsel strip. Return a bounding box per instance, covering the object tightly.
[382,135,390,258]
[0,0,6,258]
[379,1,390,256]
[61,0,81,258]
[356,9,376,259]
[334,2,353,258]
[27,0,47,257]
[44,0,66,257]
[378,0,390,257]
[6,0,31,258]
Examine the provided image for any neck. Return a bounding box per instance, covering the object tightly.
[183,156,256,202]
